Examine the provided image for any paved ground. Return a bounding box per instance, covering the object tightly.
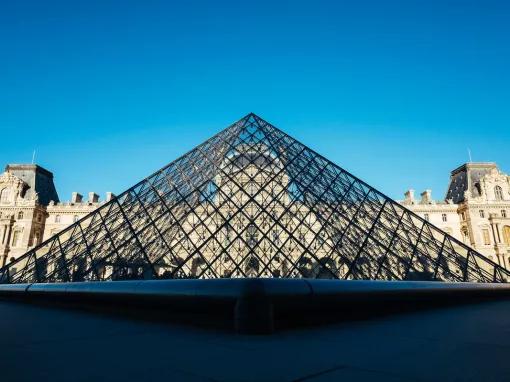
[2,299,510,381]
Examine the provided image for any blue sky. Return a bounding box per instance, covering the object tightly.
[1,0,509,201]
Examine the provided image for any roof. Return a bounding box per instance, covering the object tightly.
[445,162,498,203]
[5,164,60,205]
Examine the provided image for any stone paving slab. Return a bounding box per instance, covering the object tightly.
[2,299,510,381]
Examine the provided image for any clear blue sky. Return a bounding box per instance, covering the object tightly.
[1,0,509,201]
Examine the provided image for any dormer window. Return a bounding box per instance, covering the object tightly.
[474,182,482,196]
[495,186,504,201]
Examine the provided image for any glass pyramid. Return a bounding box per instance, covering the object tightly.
[2,114,509,283]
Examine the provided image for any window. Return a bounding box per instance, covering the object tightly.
[37,213,42,222]
[495,186,504,201]
[441,213,447,222]
[474,182,482,196]
[73,215,79,223]
[55,215,61,223]
[479,210,485,218]
[0,188,11,204]
[461,212,466,221]
[462,228,470,243]
[272,230,281,245]
[11,230,20,247]
[504,226,510,246]
[502,210,507,218]
[424,214,429,222]
[248,182,258,196]
[17,211,24,220]
[34,231,40,245]
[482,229,491,245]
[245,224,258,247]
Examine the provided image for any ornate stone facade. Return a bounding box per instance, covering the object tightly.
[401,162,510,268]
[0,164,111,266]
[0,168,47,266]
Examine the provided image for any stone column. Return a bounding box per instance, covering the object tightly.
[496,223,502,243]
[0,216,14,267]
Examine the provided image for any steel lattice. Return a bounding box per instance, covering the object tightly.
[1,114,509,283]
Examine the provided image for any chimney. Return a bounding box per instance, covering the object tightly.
[404,189,415,204]
[105,192,114,202]
[71,192,83,203]
[421,189,432,204]
[88,192,99,203]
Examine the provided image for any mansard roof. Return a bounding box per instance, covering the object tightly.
[5,164,59,205]
[446,162,499,203]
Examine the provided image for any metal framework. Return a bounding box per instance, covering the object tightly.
[1,113,509,283]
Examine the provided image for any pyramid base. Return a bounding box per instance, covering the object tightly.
[1,278,510,334]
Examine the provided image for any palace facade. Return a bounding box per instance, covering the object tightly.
[400,162,510,268]
[1,161,509,269]
[0,164,111,267]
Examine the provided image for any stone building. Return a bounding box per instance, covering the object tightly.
[402,162,510,268]
[0,165,56,266]
[0,164,111,267]
[44,191,114,239]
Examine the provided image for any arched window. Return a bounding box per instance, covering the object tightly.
[73,215,79,223]
[0,188,11,204]
[495,186,504,201]
[17,211,24,220]
[55,215,61,223]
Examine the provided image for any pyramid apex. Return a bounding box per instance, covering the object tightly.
[245,112,262,119]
